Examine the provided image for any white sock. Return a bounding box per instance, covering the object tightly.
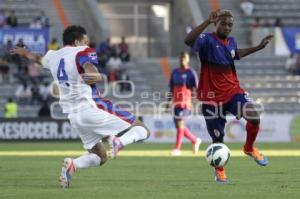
[119,126,148,146]
[73,153,101,169]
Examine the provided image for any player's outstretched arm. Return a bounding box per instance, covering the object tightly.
[237,35,274,58]
[184,10,220,47]
[81,62,102,85]
[11,47,43,65]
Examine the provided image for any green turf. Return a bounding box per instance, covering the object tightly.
[0,142,299,199]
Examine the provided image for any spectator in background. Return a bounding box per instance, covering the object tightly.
[97,38,113,67]
[4,98,18,118]
[251,17,261,28]
[39,82,51,102]
[107,51,122,72]
[97,38,112,56]
[107,51,122,88]
[0,11,6,27]
[14,39,30,82]
[38,101,51,118]
[3,39,16,64]
[118,36,130,62]
[118,68,131,92]
[274,18,283,27]
[240,0,254,16]
[6,10,18,27]
[48,38,60,50]
[16,38,27,48]
[29,18,42,29]
[36,11,49,28]
[4,39,13,51]
[0,58,9,82]
[10,38,29,78]
[15,83,32,104]
[30,83,41,105]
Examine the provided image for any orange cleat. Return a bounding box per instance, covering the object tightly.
[214,167,228,184]
[243,146,268,166]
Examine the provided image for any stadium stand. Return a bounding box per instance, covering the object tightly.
[244,0,300,27]
[0,0,42,27]
[1,0,300,118]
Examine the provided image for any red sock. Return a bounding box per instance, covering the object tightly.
[215,166,224,172]
[184,127,196,144]
[244,121,260,152]
[175,128,185,149]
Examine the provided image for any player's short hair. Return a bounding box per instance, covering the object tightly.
[219,10,234,18]
[63,25,87,46]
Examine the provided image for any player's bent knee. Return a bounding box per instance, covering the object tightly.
[136,125,150,140]
[244,109,260,125]
[143,126,151,139]
[246,111,260,125]
[132,120,151,139]
[100,154,107,166]
[97,152,107,166]
[89,143,108,166]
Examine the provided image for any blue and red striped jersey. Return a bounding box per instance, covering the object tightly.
[193,32,244,104]
[169,67,198,109]
[75,47,99,74]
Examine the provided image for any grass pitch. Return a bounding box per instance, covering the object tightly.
[0,142,299,199]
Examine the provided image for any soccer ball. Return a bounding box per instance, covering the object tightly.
[205,143,231,168]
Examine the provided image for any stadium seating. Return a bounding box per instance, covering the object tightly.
[244,0,300,26]
[0,0,42,27]
[1,0,299,117]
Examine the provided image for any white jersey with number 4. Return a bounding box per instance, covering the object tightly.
[41,45,136,149]
[41,46,98,114]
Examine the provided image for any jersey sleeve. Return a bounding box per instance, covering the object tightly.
[41,50,54,69]
[192,33,209,56]
[75,47,99,72]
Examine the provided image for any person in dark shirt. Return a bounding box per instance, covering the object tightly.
[168,52,201,156]
[38,101,51,117]
[6,10,18,27]
[185,9,273,183]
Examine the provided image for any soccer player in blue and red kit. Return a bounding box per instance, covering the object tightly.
[185,9,273,183]
[168,52,202,156]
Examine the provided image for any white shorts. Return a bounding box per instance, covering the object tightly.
[68,106,133,149]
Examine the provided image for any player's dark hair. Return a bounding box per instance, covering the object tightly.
[63,25,87,46]
[219,10,234,20]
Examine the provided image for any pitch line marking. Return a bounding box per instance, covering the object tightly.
[0,150,300,157]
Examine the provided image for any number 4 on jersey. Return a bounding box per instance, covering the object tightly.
[57,58,69,86]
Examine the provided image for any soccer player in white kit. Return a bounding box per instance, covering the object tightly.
[12,25,150,188]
